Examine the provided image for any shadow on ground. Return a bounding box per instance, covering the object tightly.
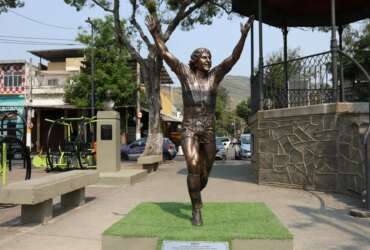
[289,190,370,250]
[156,202,192,221]
[0,197,96,228]
[177,160,256,184]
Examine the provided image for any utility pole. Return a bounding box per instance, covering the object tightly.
[136,62,141,140]
[136,40,142,140]
[86,17,96,141]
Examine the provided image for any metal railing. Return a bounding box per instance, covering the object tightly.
[251,50,370,113]
[252,51,339,112]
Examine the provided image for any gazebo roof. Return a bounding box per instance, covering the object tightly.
[232,0,370,27]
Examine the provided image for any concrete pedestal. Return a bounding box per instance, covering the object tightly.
[97,111,121,173]
[61,188,85,208]
[21,199,53,224]
[96,111,148,185]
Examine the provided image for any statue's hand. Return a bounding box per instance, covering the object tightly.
[241,15,255,35]
[145,15,160,34]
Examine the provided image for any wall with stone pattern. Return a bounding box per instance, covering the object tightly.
[250,103,369,194]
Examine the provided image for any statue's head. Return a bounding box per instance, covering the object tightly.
[189,48,212,73]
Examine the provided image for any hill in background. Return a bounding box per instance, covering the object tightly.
[220,75,250,110]
[162,75,250,112]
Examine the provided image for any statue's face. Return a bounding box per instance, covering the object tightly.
[195,52,212,73]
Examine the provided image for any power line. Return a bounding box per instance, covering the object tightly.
[0,39,80,46]
[0,35,76,42]
[9,10,77,30]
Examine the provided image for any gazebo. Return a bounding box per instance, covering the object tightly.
[232,0,370,209]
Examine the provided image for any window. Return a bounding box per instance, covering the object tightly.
[47,79,59,86]
[4,72,22,87]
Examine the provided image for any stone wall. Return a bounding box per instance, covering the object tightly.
[250,103,369,194]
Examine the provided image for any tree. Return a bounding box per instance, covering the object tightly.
[0,0,23,13]
[236,98,251,123]
[65,0,231,156]
[215,87,241,136]
[264,48,301,89]
[64,16,136,108]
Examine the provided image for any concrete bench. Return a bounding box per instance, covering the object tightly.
[137,155,162,172]
[0,170,98,224]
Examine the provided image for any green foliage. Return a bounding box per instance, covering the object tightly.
[236,98,251,123]
[264,48,301,89]
[341,21,370,101]
[215,87,242,136]
[65,0,230,32]
[64,16,136,108]
[343,21,370,72]
[0,0,24,13]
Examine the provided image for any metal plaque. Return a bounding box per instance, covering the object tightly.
[162,241,229,250]
[100,124,112,140]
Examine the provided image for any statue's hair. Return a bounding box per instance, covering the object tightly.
[189,48,211,71]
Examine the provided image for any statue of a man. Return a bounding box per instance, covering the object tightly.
[146,15,254,226]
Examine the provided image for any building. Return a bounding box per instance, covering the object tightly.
[27,48,86,151]
[0,60,37,142]
[26,48,181,151]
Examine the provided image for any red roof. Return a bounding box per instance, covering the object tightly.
[232,0,370,27]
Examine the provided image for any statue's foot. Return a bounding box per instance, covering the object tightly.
[191,209,203,226]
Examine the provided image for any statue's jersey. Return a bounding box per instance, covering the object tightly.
[172,62,228,143]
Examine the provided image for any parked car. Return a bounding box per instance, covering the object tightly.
[121,137,177,161]
[216,137,231,150]
[240,134,252,159]
[215,138,226,160]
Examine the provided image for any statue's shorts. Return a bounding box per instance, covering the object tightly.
[181,115,215,144]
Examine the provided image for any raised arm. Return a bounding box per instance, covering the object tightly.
[146,16,182,75]
[213,16,255,83]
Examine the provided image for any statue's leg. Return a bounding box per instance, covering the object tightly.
[182,135,203,226]
[200,138,216,191]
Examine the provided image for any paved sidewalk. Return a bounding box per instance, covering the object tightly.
[0,160,369,250]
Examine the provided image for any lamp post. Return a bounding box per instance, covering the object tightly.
[86,17,96,141]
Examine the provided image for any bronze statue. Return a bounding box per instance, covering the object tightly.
[146,15,254,226]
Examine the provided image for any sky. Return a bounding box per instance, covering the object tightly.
[0,0,349,82]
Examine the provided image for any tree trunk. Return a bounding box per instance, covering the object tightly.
[142,53,163,156]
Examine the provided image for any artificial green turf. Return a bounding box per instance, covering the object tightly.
[104,202,292,249]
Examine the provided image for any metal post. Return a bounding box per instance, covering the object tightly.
[366,141,370,210]
[86,18,96,142]
[251,23,254,78]
[338,25,344,101]
[283,26,289,107]
[258,0,264,110]
[136,62,141,140]
[2,143,7,186]
[330,0,339,102]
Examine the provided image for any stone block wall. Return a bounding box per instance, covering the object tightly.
[250,103,369,194]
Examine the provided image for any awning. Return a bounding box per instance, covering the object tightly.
[29,48,85,61]
[232,0,370,27]
[160,112,182,123]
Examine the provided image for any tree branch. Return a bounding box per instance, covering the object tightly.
[130,0,152,48]
[211,0,232,15]
[110,0,146,69]
[163,0,209,41]
[92,0,113,13]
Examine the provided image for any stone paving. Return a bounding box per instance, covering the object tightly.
[0,159,369,250]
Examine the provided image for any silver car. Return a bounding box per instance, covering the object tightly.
[215,138,226,160]
[240,134,252,159]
